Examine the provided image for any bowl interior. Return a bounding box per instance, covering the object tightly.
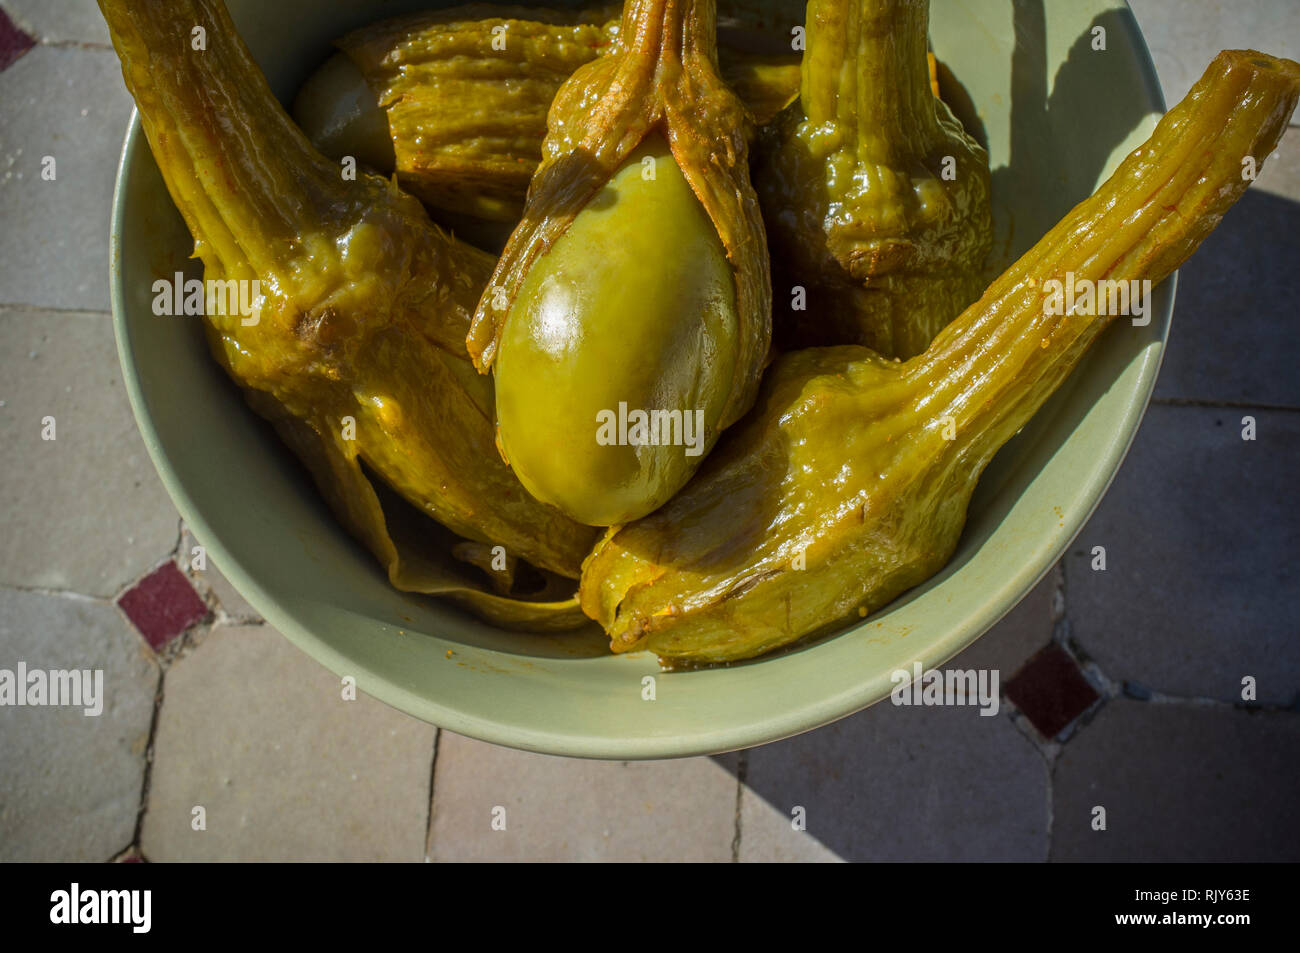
[111,0,1170,758]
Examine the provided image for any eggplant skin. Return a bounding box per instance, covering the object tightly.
[100,0,598,627]
[757,0,993,360]
[466,0,773,417]
[493,136,740,527]
[333,5,621,223]
[309,3,801,222]
[583,49,1300,666]
[581,344,959,665]
[467,0,773,528]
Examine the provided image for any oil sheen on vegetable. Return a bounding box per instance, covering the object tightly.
[494,135,738,527]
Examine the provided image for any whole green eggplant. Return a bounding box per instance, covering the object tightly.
[467,0,773,528]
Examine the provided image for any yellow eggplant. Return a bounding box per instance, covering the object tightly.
[756,0,993,359]
[100,0,599,628]
[295,3,801,223]
[582,49,1300,663]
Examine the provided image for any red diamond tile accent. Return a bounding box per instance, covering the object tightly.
[0,9,35,72]
[118,562,208,650]
[1005,642,1101,739]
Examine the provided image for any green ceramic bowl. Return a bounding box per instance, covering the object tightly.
[110,0,1171,758]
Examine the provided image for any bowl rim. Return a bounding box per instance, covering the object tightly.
[108,5,1173,759]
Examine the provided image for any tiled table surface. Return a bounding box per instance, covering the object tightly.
[1,0,1297,863]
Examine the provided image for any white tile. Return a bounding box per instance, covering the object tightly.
[142,624,434,861]
[0,308,179,597]
[430,732,738,861]
[0,587,158,861]
[0,46,133,311]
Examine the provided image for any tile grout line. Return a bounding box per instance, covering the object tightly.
[128,661,166,855]
[1051,560,1111,744]
[730,750,748,863]
[1002,560,1075,860]
[0,303,113,317]
[1126,691,1299,713]
[0,581,110,604]
[1042,562,1066,861]
[1059,620,1295,712]
[1044,751,1059,863]
[4,528,188,609]
[120,527,212,855]
[1040,561,1060,858]
[1035,547,1299,859]
[423,727,442,862]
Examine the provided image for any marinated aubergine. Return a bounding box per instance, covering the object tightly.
[99,0,599,629]
[300,5,621,225]
[296,4,801,225]
[467,0,773,527]
[581,50,1300,664]
[757,0,992,359]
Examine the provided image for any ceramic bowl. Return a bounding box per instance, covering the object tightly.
[110,0,1170,758]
